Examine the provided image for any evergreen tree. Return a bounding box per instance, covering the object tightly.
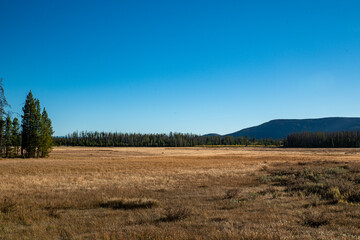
[39,108,54,157]
[0,117,4,156]
[21,91,38,157]
[21,91,53,158]
[12,118,21,156]
[34,99,42,157]
[0,79,9,156]
[4,116,13,157]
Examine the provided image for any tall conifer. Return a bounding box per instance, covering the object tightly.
[0,79,9,156]
[39,108,54,157]
[4,116,13,157]
[34,99,41,157]
[21,91,37,157]
[12,118,21,156]
[21,91,53,158]
[0,117,4,156]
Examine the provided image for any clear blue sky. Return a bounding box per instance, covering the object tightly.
[1,0,359,136]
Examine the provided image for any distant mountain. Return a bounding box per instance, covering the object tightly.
[220,117,360,139]
[203,133,221,137]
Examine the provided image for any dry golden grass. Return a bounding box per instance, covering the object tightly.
[1,147,360,239]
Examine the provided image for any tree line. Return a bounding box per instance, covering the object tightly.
[0,79,54,158]
[53,131,282,147]
[55,130,360,148]
[284,131,360,148]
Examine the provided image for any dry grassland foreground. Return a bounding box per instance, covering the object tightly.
[1,147,360,239]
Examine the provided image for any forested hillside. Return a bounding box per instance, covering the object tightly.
[225,117,360,139]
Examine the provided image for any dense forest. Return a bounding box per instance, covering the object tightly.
[54,131,282,147]
[284,131,360,148]
[55,130,360,148]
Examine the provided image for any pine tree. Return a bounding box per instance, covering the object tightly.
[12,118,21,156]
[34,99,42,157]
[21,91,53,158]
[0,79,9,157]
[21,91,38,158]
[0,117,4,156]
[4,116,13,157]
[39,108,54,157]
[22,91,32,157]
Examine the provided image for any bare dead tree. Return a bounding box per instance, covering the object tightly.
[0,78,9,116]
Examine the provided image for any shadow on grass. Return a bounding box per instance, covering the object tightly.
[100,198,159,210]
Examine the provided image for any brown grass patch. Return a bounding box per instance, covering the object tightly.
[302,211,331,228]
[160,207,192,222]
[1,147,360,239]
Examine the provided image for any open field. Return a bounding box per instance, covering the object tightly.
[1,147,360,239]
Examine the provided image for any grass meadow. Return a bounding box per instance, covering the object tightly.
[1,147,360,239]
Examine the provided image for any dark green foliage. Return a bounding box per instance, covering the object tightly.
[21,91,53,158]
[285,131,360,148]
[33,99,42,157]
[12,118,21,155]
[21,91,37,157]
[0,79,11,156]
[0,81,52,158]
[0,117,5,155]
[54,131,282,147]
[5,116,13,157]
[39,108,54,157]
[0,117,23,158]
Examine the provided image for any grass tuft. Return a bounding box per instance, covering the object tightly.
[224,189,239,199]
[0,198,16,214]
[302,211,330,228]
[160,207,191,222]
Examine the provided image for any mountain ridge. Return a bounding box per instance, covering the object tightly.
[210,117,360,139]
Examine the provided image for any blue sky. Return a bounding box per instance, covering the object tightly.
[1,0,359,136]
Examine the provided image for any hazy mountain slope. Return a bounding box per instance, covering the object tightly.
[224,117,360,139]
[202,133,221,137]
